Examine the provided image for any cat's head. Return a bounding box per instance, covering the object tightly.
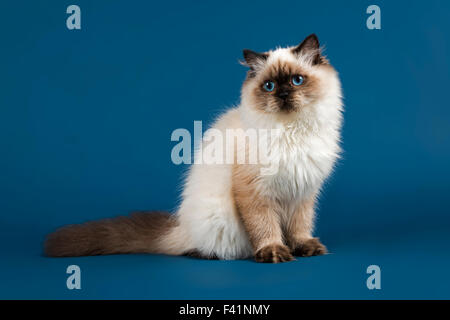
[240,34,340,117]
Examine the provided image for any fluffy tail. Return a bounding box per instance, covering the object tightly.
[44,211,189,257]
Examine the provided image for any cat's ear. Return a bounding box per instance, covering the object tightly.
[241,49,268,72]
[292,34,324,65]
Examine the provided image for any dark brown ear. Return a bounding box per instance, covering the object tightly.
[242,49,268,70]
[292,34,322,65]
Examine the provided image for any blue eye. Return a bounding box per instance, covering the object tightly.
[292,75,304,86]
[263,81,275,92]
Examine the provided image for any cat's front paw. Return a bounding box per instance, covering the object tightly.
[292,238,327,257]
[255,244,295,263]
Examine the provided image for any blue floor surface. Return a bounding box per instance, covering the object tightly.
[1,225,449,299]
[1,0,450,300]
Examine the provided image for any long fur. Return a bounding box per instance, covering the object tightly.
[44,34,343,261]
[45,212,182,257]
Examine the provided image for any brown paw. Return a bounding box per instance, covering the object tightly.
[292,238,327,257]
[255,244,295,263]
[183,250,219,260]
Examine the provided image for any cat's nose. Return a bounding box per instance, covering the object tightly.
[278,91,289,99]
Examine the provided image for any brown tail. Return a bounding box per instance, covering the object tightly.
[44,211,183,257]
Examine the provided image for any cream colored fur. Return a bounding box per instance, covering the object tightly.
[163,46,343,260]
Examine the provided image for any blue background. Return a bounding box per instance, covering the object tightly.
[1,0,449,299]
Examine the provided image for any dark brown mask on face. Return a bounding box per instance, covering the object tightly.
[242,34,328,114]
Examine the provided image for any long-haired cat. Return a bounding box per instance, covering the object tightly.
[45,34,343,263]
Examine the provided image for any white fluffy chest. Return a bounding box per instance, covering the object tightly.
[261,126,339,203]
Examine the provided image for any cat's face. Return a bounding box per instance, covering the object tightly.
[241,34,336,115]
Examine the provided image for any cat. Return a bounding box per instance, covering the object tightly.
[45,34,343,263]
